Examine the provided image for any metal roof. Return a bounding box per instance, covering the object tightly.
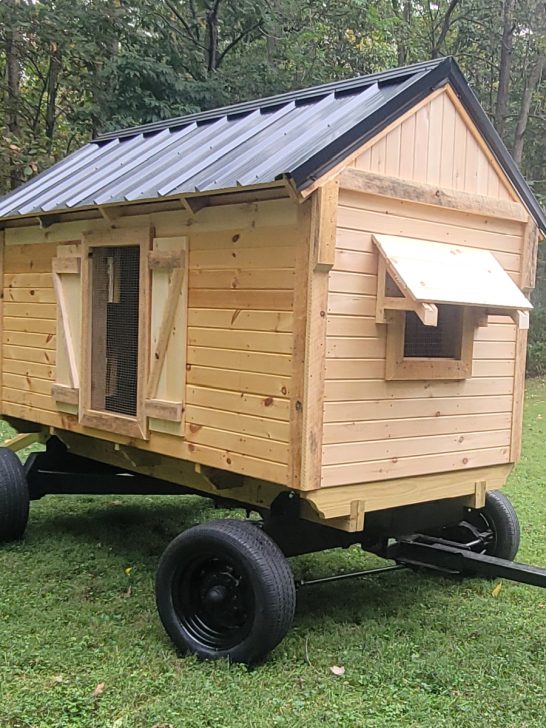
[0,57,544,233]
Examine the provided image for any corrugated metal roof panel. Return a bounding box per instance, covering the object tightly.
[0,56,544,234]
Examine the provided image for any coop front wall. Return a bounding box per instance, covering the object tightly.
[0,198,307,486]
[321,187,529,488]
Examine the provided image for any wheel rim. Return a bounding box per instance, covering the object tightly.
[427,508,496,554]
[172,551,255,651]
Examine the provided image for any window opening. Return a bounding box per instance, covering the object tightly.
[404,304,463,359]
[90,245,140,416]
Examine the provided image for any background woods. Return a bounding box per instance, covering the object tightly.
[1,0,545,362]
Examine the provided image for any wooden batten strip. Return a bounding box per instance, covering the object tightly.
[148,249,186,270]
[520,219,539,293]
[51,383,79,405]
[144,399,183,422]
[52,256,81,274]
[340,168,529,223]
[51,271,79,389]
[311,181,339,271]
[147,264,185,399]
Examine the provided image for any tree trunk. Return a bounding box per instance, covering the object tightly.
[45,46,62,148]
[206,1,221,73]
[5,0,22,189]
[513,53,545,166]
[494,0,515,136]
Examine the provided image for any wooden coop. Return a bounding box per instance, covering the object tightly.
[0,57,544,664]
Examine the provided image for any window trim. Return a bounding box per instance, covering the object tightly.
[385,307,476,381]
[80,228,151,439]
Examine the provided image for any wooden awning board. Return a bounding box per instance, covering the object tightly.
[372,233,532,311]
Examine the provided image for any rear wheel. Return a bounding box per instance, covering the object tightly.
[423,490,520,567]
[0,447,30,543]
[155,519,296,664]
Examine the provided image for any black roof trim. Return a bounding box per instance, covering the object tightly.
[290,56,546,234]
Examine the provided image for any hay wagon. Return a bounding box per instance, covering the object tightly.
[0,58,545,664]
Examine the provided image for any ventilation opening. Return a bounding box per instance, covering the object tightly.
[90,245,140,416]
[404,304,463,359]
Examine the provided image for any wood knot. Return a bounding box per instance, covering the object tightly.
[232,234,240,242]
[281,386,287,396]
[264,397,273,407]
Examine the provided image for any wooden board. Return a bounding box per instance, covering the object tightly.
[372,233,531,310]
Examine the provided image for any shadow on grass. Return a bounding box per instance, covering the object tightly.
[26,495,458,628]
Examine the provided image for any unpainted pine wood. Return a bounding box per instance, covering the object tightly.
[4,273,53,288]
[4,302,57,319]
[510,327,528,462]
[187,347,292,376]
[352,85,517,203]
[3,358,55,380]
[520,220,540,293]
[323,428,511,466]
[189,268,295,290]
[186,404,291,442]
[339,171,528,227]
[3,317,56,334]
[188,327,292,354]
[323,412,513,445]
[4,199,299,249]
[187,309,293,333]
[4,288,56,303]
[372,233,531,310]
[4,373,54,395]
[3,330,55,350]
[338,203,524,268]
[188,289,293,310]
[3,344,55,366]
[324,394,514,423]
[186,386,291,422]
[2,386,55,411]
[321,447,511,488]
[305,464,512,515]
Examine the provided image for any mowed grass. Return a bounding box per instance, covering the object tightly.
[1,384,546,728]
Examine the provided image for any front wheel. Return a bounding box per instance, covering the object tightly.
[155,519,296,664]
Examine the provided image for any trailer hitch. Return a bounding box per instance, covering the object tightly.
[389,536,546,589]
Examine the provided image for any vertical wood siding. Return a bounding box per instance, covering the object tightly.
[354,90,514,201]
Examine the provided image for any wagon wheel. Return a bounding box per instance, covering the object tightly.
[0,447,30,543]
[155,519,296,664]
[423,490,521,566]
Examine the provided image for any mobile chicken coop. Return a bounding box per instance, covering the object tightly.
[0,58,545,664]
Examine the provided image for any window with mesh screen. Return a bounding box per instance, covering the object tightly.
[404,304,463,359]
[90,245,140,416]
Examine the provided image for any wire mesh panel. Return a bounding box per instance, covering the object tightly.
[404,304,463,359]
[90,245,140,416]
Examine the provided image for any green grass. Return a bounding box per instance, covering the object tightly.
[1,383,546,728]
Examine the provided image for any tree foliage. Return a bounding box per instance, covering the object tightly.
[1,0,545,196]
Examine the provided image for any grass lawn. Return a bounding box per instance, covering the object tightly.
[1,383,545,728]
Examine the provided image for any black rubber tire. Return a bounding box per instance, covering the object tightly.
[0,447,29,543]
[155,519,296,664]
[479,490,520,561]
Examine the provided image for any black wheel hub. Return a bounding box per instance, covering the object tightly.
[423,508,496,554]
[173,554,254,651]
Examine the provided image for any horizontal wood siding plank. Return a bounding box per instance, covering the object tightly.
[4,317,56,334]
[322,429,511,465]
[4,303,56,320]
[4,272,53,288]
[186,404,290,442]
[186,386,290,421]
[324,395,514,422]
[187,365,291,398]
[188,289,293,310]
[189,247,296,270]
[189,268,295,290]
[187,309,293,332]
[185,424,289,463]
[3,344,56,365]
[4,288,55,303]
[187,347,292,376]
[3,373,54,395]
[188,327,292,354]
[321,447,510,487]
[324,377,514,401]
[3,359,55,379]
[2,386,55,411]
[3,331,56,349]
[323,413,513,444]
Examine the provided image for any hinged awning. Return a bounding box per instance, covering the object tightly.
[372,234,532,329]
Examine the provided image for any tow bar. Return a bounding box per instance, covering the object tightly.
[297,535,546,590]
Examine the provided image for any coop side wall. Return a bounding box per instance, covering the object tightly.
[321,188,527,488]
[319,86,533,490]
[0,198,307,486]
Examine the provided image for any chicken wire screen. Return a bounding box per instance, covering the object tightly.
[90,245,140,416]
[404,304,463,359]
